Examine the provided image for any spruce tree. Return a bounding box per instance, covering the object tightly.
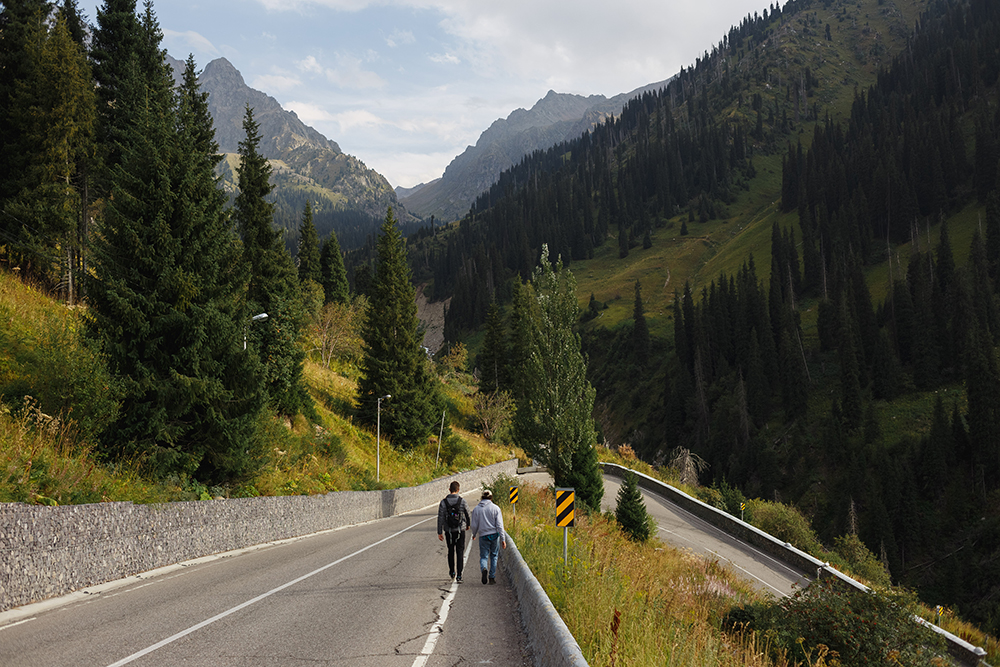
[87,37,266,482]
[477,301,506,395]
[89,0,142,196]
[320,228,350,304]
[513,245,603,511]
[296,201,321,284]
[357,207,444,448]
[631,279,650,364]
[5,12,94,298]
[234,105,310,417]
[615,471,654,542]
[0,0,51,206]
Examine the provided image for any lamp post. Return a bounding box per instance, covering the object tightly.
[377,394,391,482]
[244,312,268,350]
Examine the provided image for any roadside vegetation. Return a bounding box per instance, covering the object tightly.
[0,269,517,505]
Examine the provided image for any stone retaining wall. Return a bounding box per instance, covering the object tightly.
[0,460,517,612]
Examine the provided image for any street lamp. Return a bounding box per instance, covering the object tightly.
[377,394,391,482]
[244,313,268,350]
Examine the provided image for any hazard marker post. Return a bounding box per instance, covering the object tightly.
[509,486,518,524]
[555,488,575,566]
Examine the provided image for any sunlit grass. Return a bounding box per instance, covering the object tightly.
[500,480,785,667]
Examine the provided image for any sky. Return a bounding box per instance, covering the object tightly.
[83,0,770,189]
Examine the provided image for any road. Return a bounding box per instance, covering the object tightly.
[0,495,532,667]
[518,470,810,598]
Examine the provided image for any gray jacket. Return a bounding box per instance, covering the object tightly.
[437,494,471,534]
[470,499,506,542]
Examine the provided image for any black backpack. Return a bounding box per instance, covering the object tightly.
[445,496,463,531]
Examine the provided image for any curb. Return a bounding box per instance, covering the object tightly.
[500,536,589,667]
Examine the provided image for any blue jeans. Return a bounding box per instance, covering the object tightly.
[479,533,500,579]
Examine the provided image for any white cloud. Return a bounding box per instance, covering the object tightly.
[429,53,460,65]
[162,29,219,58]
[297,54,386,89]
[285,101,338,123]
[251,74,302,93]
[331,109,385,132]
[298,55,325,75]
[385,29,415,48]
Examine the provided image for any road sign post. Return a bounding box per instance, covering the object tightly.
[555,488,575,566]
[509,486,518,524]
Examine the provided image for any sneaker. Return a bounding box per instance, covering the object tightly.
[481,568,488,584]
[456,574,463,583]
[489,577,496,585]
[449,571,455,579]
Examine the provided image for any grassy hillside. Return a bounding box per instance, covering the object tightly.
[0,269,517,504]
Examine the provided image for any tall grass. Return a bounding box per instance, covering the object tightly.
[490,478,785,667]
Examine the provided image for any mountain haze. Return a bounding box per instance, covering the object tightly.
[399,81,672,223]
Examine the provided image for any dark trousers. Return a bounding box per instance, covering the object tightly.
[445,530,465,576]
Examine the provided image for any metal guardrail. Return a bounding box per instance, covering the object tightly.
[599,463,989,667]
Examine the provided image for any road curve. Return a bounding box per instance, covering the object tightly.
[517,470,809,598]
[0,496,531,667]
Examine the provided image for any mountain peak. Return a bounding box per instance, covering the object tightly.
[202,57,244,85]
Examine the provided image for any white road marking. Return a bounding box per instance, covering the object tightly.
[104,516,434,667]
[410,537,473,667]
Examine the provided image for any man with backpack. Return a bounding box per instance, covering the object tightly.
[437,481,471,582]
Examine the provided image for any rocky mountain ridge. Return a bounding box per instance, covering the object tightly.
[398,79,672,223]
[167,55,403,229]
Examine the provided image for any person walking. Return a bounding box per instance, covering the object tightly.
[470,489,506,585]
[437,481,471,582]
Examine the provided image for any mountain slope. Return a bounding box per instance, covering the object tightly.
[399,81,671,223]
[165,55,407,248]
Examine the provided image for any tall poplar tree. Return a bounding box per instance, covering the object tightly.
[357,207,444,448]
[233,105,310,417]
[513,245,603,511]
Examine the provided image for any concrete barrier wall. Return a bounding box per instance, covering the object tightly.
[600,463,989,667]
[0,460,517,612]
[500,536,589,667]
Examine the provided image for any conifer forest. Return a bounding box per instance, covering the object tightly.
[3,0,1000,637]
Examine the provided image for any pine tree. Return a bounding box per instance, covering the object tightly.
[513,245,603,510]
[234,104,310,417]
[0,0,51,206]
[87,35,266,482]
[320,229,350,304]
[296,201,321,285]
[89,0,142,196]
[615,470,654,542]
[357,207,444,448]
[4,12,94,298]
[477,301,506,394]
[632,279,650,364]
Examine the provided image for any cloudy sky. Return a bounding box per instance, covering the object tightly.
[83,0,768,188]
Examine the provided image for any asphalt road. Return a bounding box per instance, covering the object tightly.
[0,494,532,667]
[518,470,810,598]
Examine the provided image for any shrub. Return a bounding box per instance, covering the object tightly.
[728,577,946,666]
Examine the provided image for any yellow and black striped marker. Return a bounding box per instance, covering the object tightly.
[555,488,575,527]
[509,486,518,504]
